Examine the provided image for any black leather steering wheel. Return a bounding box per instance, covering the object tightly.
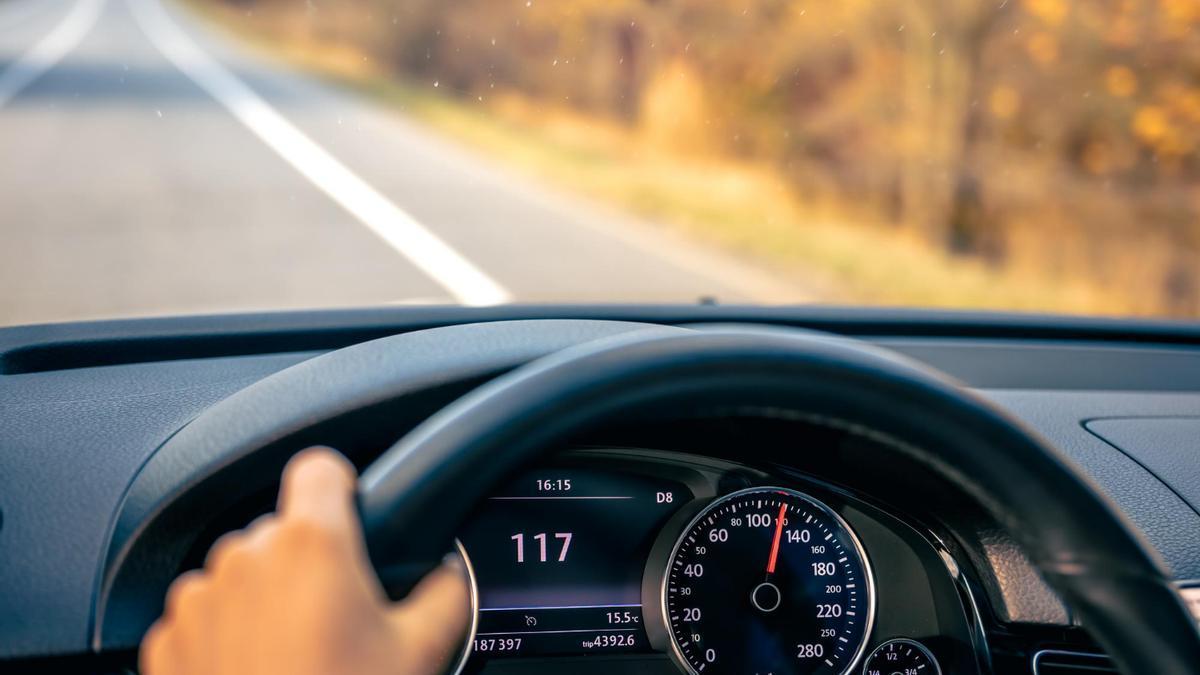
[358,327,1200,674]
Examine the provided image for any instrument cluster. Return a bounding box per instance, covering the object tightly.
[456,449,980,675]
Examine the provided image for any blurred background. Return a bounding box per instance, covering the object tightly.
[194,0,1200,316]
[2,0,1199,323]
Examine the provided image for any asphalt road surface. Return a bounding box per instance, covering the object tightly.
[0,0,805,326]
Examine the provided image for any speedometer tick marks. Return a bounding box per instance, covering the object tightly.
[661,487,874,675]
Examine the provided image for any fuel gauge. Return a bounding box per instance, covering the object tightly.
[862,638,940,675]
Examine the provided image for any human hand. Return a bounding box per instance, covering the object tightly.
[140,448,471,675]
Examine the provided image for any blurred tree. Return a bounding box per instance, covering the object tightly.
[212,0,1200,314]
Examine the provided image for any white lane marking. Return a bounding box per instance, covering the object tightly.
[126,0,511,306]
[0,0,104,108]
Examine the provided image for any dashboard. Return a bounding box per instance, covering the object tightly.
[3,304,1200,674]
[456,450,978,675]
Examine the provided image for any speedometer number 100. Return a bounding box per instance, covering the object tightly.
[662,487,874,675]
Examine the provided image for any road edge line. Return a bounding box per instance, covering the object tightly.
[0,0,105,108]
[126,0,511,306]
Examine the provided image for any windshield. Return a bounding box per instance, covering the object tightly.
[2,0,1197,325]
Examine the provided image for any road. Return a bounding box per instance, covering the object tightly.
[0,0,805,326]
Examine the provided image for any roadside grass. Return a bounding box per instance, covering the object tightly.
[186,0,1127,314]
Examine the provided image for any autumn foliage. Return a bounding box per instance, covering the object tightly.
[218,0,1200,315]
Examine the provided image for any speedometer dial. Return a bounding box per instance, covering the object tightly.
[662,487,874,675]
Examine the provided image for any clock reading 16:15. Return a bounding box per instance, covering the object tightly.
[536,478,571,492]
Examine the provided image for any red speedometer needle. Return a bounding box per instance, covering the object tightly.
[766,502,788,574]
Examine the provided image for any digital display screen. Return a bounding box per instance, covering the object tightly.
[459,467,690,659]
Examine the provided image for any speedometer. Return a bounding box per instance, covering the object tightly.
[661,487,874,675]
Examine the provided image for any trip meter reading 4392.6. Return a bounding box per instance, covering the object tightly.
[662,487,875,675]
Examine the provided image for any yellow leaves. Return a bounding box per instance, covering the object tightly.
[1023,0,1068,26]
[639,59,716,156]
[1081,137,1138,176]
[1133,104,1196,158]
[1133,106,1171,143]
[1159,0,1200,27]
[1171,87,1200,124]
[1131,82,1200,160]
[1026,32,1059,65]
[1104,15,1140,47]
[990,85,1020,119]
[1105,66,1138,98]
[1081,141,1114,175]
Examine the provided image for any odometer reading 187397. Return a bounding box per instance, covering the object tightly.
[662,487,874,675]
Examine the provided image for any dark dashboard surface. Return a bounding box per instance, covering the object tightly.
[1,304,1199,669]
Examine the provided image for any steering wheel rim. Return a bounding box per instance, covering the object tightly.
[359,327,1200,674]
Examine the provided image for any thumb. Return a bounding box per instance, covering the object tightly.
[390,558,474,675]
[277,447,361,536]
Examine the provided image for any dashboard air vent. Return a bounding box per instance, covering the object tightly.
[1033,649,1117,675]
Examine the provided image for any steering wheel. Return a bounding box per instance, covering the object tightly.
[357,327,1200,674]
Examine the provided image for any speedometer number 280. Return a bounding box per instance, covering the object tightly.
[662,487,875,675]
